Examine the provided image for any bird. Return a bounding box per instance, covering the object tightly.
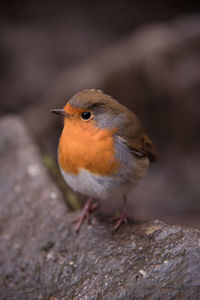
[51,89,157,232]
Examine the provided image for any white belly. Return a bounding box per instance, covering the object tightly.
[60,155,149,200]
[60,167,118,199]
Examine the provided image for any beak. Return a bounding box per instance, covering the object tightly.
[50,108,72,118]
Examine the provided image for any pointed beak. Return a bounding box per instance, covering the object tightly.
[50,108,72,118]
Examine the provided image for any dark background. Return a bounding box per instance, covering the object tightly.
[1,1,200,227]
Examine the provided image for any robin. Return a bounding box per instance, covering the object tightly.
[51,89,157,231]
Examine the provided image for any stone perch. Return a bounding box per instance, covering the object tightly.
[0,115,200,299]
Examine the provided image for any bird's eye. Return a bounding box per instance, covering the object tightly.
[81,111,92,120]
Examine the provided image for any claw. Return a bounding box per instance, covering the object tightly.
[112,212,128,231]
[72,197,99,232]
[111,194,129,230]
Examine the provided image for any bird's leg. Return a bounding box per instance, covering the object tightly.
[72,197,99,232]
[112,194,128,230]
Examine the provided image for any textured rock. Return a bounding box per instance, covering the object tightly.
[0,115,200,299]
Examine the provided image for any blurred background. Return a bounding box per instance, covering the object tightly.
[1,1,200,227]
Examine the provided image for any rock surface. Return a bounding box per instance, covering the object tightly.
[1,115,200,299]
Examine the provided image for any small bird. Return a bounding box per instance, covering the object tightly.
[51,89,156,231]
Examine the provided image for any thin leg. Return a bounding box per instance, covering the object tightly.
[112,195,128,230]
[72,197,99,232]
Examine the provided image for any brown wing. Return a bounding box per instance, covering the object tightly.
[142,134,157,162]
[119,109,157,162]
[124,133,157,162]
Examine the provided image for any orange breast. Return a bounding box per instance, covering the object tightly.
[58,118,119,176]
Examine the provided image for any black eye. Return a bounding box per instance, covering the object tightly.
[81,111,91,120]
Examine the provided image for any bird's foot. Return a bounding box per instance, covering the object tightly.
[72,197,99,232]
[111,211,128,231]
